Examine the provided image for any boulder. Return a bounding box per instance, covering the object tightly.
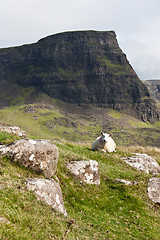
[25,178,67,216]
[0,139,59,178]
[122,153,160,175]
[148,178,160,204]
[0,125,26,137]
[66,160,100,185]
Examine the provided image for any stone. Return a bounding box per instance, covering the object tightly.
[0,217,10,224]
[148,178,160,204]
[25,178,67,216]
[0,125,26,137]
[66,160,100,185]
[115,179,138,185]
[0,139,59,178]
[122,153,160,175]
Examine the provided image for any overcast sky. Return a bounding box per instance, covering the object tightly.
[1,0,160,80]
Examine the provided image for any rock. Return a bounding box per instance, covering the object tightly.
[66,160,100,185]
[0,217,10,224]
[0,139,59,178]
[115,179,138,185]
[0,125,26,137]
[0,145,11,155]
[148,178,160,204]
[25,178,67,216]
[122,153,160,175]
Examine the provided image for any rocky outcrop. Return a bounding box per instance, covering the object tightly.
[122,153,160,175]
[148,178,160,204]
[66,160,100,185]
[0,139,59,178]
[0,125,26,137]
[25,178,67,216]
[143,80,160,103]
[0,30,159,122]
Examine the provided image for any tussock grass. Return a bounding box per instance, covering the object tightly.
[119,145,160,165]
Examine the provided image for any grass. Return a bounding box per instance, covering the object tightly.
[0,140,160,239]
[108,109,122,119]
[0,131,19,145]
[0,103,160,238]
[128,120,153,128]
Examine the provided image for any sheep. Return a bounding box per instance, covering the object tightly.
[91,131,116,153]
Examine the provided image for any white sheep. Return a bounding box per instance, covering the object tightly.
[91,131,116,153]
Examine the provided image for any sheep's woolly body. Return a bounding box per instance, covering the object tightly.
[92,132,116,153]
[103,137,116,153]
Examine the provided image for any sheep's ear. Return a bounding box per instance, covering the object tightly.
[101,131,103,136]
[109,133,113,137]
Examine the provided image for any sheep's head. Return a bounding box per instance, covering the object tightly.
[100,131,112,143]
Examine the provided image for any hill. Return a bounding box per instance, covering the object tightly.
[0,99,160,147]
[0,103,160,239]
[0,30,159,122]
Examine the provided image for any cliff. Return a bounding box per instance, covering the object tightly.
[143,80,160,103]
[0,30,159,122]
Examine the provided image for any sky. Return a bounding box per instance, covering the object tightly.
[1,0,160,80]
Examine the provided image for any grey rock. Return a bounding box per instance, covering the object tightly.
[115,179,138,185]
[148,178,160,204]
[25,178,67,216]
[122,153,160,175]
[0,125,26,137]
[66,160,100,185]
[0,217,10,224]
[0,139,59,178]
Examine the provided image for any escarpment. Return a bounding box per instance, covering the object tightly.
[0,30,159,122]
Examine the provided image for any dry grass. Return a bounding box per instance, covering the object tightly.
[119,145,160,164]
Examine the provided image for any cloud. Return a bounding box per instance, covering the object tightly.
[1,0,160,79]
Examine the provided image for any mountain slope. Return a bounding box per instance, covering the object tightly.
[0,125,160,239]
[0,30,159,122]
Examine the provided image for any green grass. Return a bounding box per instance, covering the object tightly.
[108,109,122,119]
[0,140,160,239]
[0,101,160,239]
[128,119,154,128]
[0,131,19,145]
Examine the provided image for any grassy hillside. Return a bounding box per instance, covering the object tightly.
[0,99,160,146]
[0,102,160,239]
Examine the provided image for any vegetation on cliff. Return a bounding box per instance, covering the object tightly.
[0,31,159,122]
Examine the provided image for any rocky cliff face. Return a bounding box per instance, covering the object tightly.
[0,30,159,122]
[143,80,160,103]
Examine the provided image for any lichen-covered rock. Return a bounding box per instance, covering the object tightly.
[66,160,100,185]
[0,125,26,137]
[148,178,160,204]
[122,153,160,175]
[25,178,67,216]
[0,139,59,178]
